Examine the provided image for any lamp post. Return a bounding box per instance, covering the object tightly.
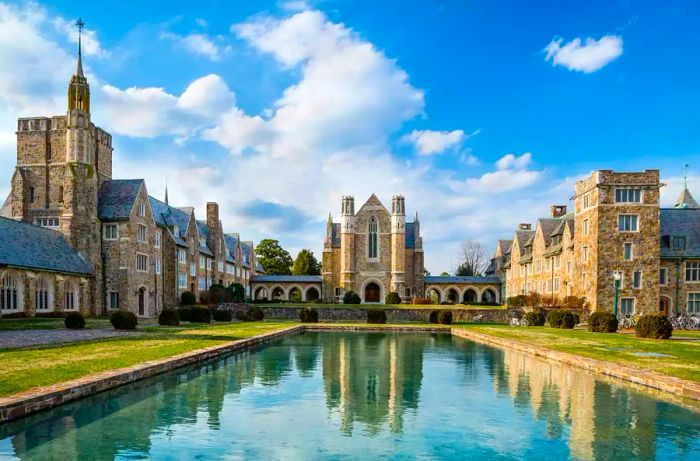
[613,271,622,317]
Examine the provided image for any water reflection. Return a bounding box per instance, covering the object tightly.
[0,332,698,460]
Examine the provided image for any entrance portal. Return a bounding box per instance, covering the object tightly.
[365,282,381,303]
[659,297,671,316]
[138,288,146,316]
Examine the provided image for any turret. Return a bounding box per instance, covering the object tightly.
[66,18,92,165]
[340,196,356,291]
[390,195,406,296]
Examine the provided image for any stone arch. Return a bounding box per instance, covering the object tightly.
[445,286,460,303]
[425,286,443,304]
[271,285,286,300]
[481,287,498,304]
[360,278,385,303]
[287,285,303,302]
[463,287,478,304]
[254,286,269,300]
[137,286,148,317]
[304,286,320,302]
[35,275,54,312]
[0,271,23,312]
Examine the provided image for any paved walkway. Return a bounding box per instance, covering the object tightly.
[0,328,144,349]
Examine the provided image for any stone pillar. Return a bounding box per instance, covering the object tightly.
[390,195,406,296]
[340,196,355,292]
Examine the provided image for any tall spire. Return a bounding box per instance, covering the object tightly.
[164,178,169,205]
[675,164,699,209]
[75,18,85,77]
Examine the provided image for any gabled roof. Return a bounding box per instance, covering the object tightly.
[148,196,190,247]
[537,218,561,246]
[98,179,144,221]
[514,230,535,249]
[498,239,513,254]
[424,275,502,284]
[223,233,239,263]
[195,220,214,256]
[331,223,341,248]
[660,208,700,258]
[0,217,92,275]
[357,193,390,215]
[405,221,416,248]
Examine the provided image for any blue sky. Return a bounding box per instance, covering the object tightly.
[0,0,698,273]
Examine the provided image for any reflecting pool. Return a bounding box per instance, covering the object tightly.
[1,332,699,460]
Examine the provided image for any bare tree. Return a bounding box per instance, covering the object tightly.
[455,240,488,276]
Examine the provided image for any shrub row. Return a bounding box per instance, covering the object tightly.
[524,310,546,326]
[547,310,578,329]
[235,306,265,322]
[506,293,586,310]
[588,311,618,333]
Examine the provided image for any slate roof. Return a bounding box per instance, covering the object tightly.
[405,222,416,248]
[255,262,265,273]
[424,275,502,284]
[498,239,513,254]
[538,218,561,246]
[148,196,189,247]
[331,223,341,248]
[251,275,322,283]
[0,217,92,275]
[240,241,253,267]
[98,179,144,221]
[675,187,700,209]
[223,233,239,263]
[195,220,214,256]
[514,230,534,249]
[660,208,700,258]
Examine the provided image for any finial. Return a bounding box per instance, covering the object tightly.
[75,18,85,77]
[328,212,332,223]
[164,177,169,205]
[684,164,689,189]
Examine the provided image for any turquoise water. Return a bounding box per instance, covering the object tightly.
[1,332,699,460]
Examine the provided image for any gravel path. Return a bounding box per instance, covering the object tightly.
[0,328,144,349]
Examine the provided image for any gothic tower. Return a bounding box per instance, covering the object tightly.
[390,195,406,295]
[340,196,356,291]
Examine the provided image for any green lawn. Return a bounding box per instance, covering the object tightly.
[253,302,505,310]
[0,317,114,330]
[0,322,293,397]
[455,324,700,382]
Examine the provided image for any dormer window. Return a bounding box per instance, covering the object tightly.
[199,237,207,247]
[139,203,146,217]
[673,235,687,251]
[173,225,179,236]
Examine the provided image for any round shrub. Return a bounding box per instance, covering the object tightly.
[299,307,319,323]
[111,310,138,330]
[247,306,265,322]
[588,311,618,333]
[524,310,546,326]
[438,310,453,325]
[212,309,232,322]
[235,310,250,321]
[181,291,196,306]
[229,283,245,302]
[177,307,192,322]
[208,284,227,305]
[343,291,361,304]
[385,291,402,304]
[158,308,180,326]
[635,314,673,339]
[199,291,210,305]
[64,311,85,329]
[367,309,387,324]
[548,310,576,329]
[190,307,212,323]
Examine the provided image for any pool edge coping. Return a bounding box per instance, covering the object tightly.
[1,323,698,423]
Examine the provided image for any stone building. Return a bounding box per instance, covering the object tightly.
[496,168,700,316]
[0,34,263,318]
[322,194,424,303]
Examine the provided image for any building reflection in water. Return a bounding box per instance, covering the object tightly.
[0,332,698,460]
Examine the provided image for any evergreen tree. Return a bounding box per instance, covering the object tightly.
[291,249,321,275]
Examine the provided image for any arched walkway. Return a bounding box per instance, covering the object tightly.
[304,286,320,302]
[463,288,478,304]
[481,288,497,304]
[288,286,302,302]
[254,286,268,300]
[446,287,460,303]
[271,286,285,300]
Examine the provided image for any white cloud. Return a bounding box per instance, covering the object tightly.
[161,31,228,61]
[544,35,623,73]
[495,152,532,170]
[52,16,107,57]
[465,153,541,192]
[404,129,465,155]
[281,1,311,11]
[195,18,208,28]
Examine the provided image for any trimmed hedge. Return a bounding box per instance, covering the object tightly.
[299,307,319,323]
[635,314,673,339]
[110,310,138,330]
[1,312,27,319]
[64,312,85,329]
[385,291,402,304]
[548,310,576,329]
[343,291,361,304]
[212,310,232,322]
[413,297,434,305]
[588,311,618,333]
[158,308,180,326]
[181,291,196,306]
[524,310,546,326]
[177,307,192,322]
[247,306,265,322]
[35,312,67,318]
[189,307,212,323]
[367,309,387,324]
[235,310,250,321]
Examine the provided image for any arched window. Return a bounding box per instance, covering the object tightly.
[1,273,22,311]
[35,277,53,311]
[64,280,79,311]
[368,217,378,259]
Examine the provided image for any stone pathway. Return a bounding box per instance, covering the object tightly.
[0,328,144,349]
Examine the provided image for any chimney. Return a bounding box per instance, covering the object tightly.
[550,205,567,218]
[206,202,219,252]
[518,223,531,230]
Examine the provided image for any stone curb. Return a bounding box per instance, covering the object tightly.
[0,325,303,423]
[451,328,700,402]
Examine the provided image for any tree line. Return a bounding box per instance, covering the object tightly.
[255,239,321,275]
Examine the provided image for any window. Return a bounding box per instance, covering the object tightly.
[582,219,589,236]
[686,262,700,282]
[545,258,552,271]
[35,217,60,228]
[553,277,560,292]
[173,225,179,236]
[368,216,378,259]
[1,274,21,311]
[554,255,561,270]
[334,287,342,297]
[155,257,161,275]
[104,224,118,240]
[29,187,35,203]
[566,261,572,275]
[614,270,625,289]
[136,253,148,272]
[58,186,64,203]
[139,203,146,217]
[623,243,633,261]
[178,248,186,264]
[688,293,700,314]
[178,272,187,288]
[137,224,147,243]
[207,259,212,270]
[189,263,195,277]
[64,282,78,310]
[108,291,119,310]
[620,298,635,315]
[198,276,205,290]
[618,214,638,232]
[633,270,642,289]
[672,236,687,251]
[582,193,591,209]
[660,268,668,286]
[35,278,52,311]
[199,237,207,248]
[218,261,224,272]
[199,255,205,269]
[581,246,589,263]
[527,264,532,275]
[535,260,541,273]
[615,188,642,203]
[155,231,161,248]
[405,287,411,298]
